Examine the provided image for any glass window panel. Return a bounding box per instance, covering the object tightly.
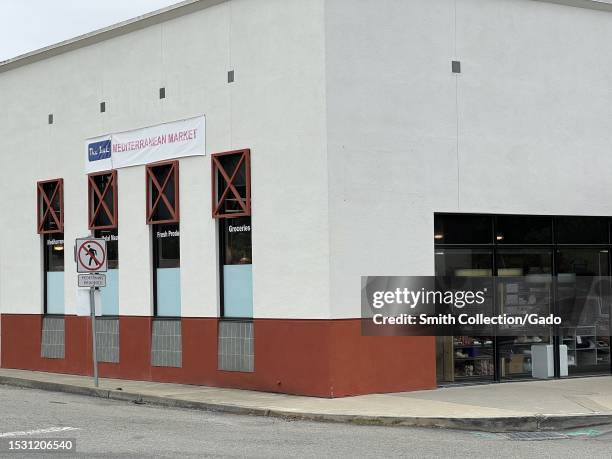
[434,248,494,383]
[95,229,118,269]
[44,233,64,315]
[434,214,492,245]
[495,215,552,244]
[555,217,609,244]
[435,248,492,277]
[154,224,180,269]
[223,265,253,317]
[156,268,181,317]
[100,268,119,316]
[45,234,64,272]
[496,249,553,380]
[557,249,610,375]
[496,248,552,276]
[557,249,609,276]
[223,217,252,265]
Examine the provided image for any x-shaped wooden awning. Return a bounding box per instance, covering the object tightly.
[37,179,63,234]
[212,149,251,218]
[88,170,117,230]
[146,161,179,224]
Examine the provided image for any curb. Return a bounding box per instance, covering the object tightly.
[2,375,612,432]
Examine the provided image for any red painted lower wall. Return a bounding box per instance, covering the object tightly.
[0,314,436,397]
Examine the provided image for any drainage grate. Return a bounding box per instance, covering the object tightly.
[503,432,569,441]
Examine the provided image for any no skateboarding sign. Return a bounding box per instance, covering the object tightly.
[75,236,107,389]
[76,238,107,273]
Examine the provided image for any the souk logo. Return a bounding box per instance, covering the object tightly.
[88,139,112,162]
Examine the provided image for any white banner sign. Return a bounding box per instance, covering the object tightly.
[85,115,205,173]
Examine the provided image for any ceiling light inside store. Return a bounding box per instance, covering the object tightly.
[434,234,443,240]
[53,245,64,251]
[496,235,504,241]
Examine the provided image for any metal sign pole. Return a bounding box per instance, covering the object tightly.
[76,233,107,388]
[89,228,99,389]
[90,286,99,387]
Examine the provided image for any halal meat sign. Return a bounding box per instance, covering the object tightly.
[76,238,108,273]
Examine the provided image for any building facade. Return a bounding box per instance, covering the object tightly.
[1,0,612,397]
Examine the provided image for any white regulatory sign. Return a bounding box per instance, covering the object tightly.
[78,273,107,288]
[75,237,108,273]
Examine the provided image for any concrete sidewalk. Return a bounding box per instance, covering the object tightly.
[1,368,612,432]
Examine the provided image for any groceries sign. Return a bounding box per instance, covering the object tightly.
[85,115,205,173]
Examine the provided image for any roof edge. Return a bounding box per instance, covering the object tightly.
[0,0,227,74]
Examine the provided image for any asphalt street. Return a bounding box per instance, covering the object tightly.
[1,385,612,458]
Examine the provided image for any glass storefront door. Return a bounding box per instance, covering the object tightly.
[557,248,611,375]
[435,248,495,383]
[495,249,553,380]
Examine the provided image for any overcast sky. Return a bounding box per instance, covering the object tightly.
[0,0,182,62]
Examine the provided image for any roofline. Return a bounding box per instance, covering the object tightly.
[0,0,227,74]
[1,0,610,75]
[535,0,612,11]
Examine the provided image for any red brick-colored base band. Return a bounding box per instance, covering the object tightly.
[0,315,436,397]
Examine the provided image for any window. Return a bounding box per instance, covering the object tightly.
[213,149,253,318]
[223,217,252,265]
[433,214,491,244]
[89,171,119,315]
[435,248,494,383]
[153,224,180,268]
[146,161,179,224]
[96,229,119,269]
[38,178,64,314]
[37,179,63,234]
[556,216,609,245]
[434,213,612,383]
[147,162,180,317]
[88,170,117,230]
[495,215,552,244]
[43,234,64,315]
[212,149,251,218]
[95,229,119,316]
[219,217,252,318]
[152,223,181,316]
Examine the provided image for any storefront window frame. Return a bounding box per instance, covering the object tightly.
[212,149,253,319]
[42,233,64,316]
[434,213,612,383]
[37,178,64,316]
[218,217,252,318]
[151,222,181,318]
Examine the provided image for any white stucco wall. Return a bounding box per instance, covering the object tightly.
[325,0,612,318]
[0,0,330,319]
[3,0,611,322]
